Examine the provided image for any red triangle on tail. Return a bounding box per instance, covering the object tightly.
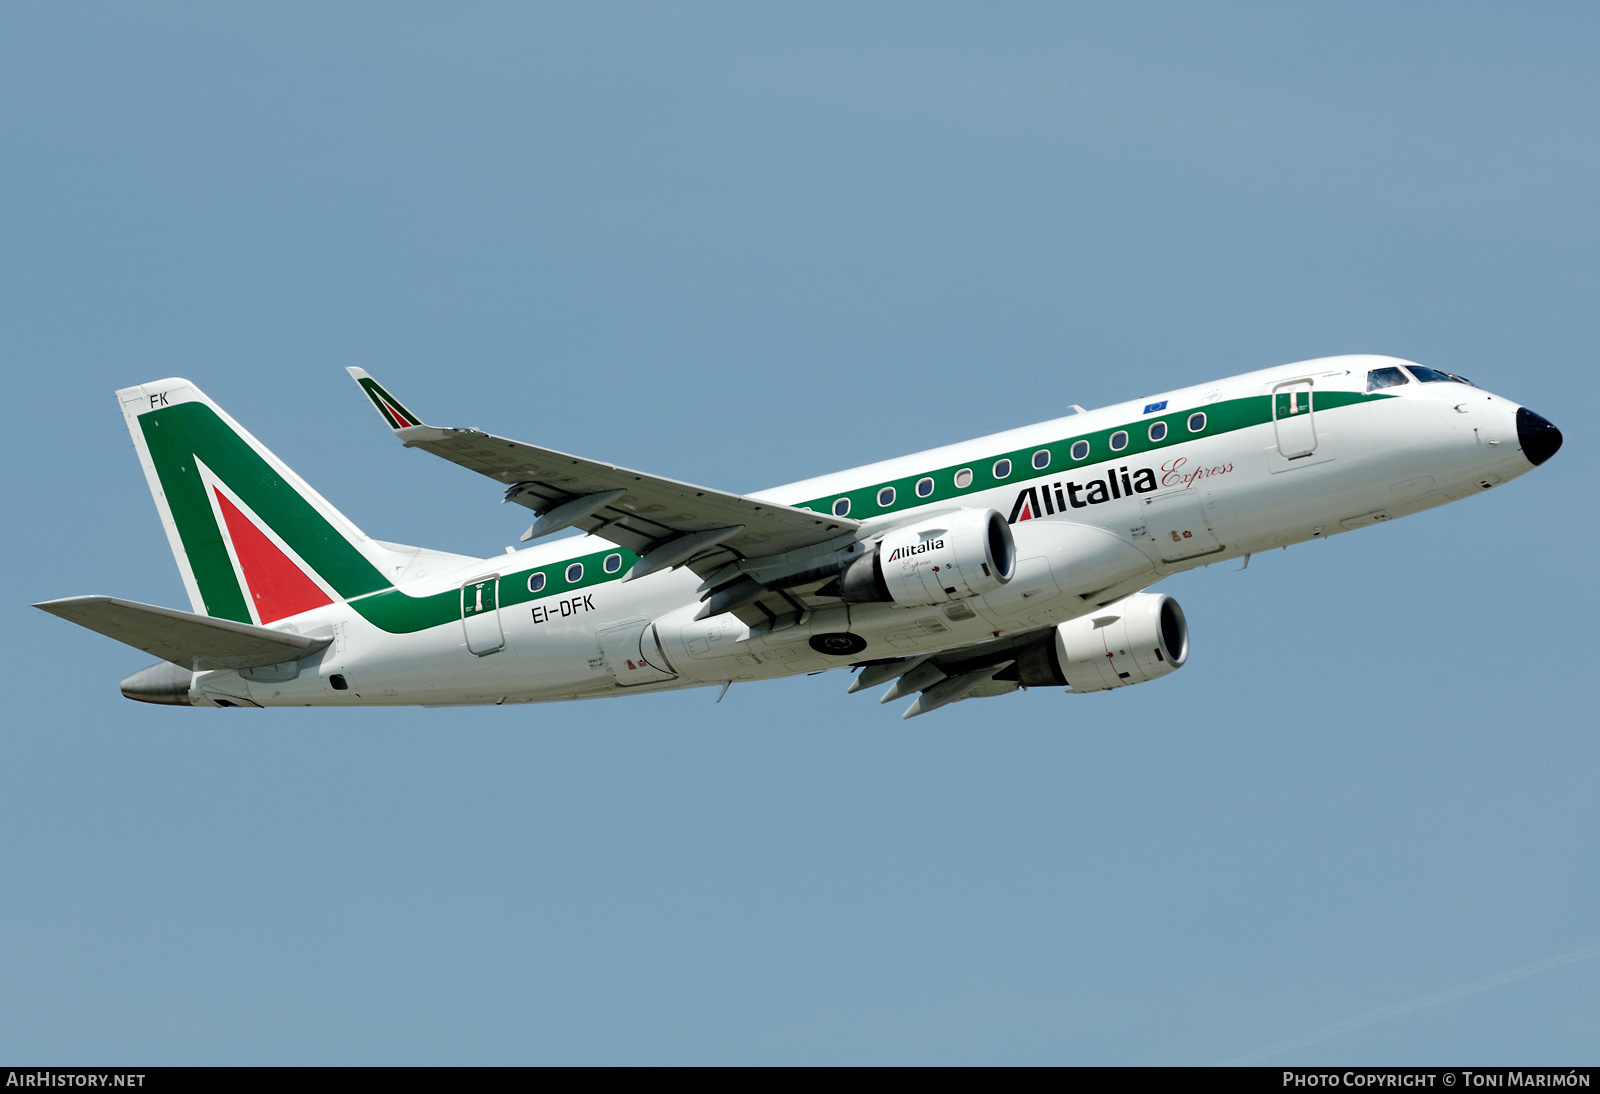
[214,489,334,623]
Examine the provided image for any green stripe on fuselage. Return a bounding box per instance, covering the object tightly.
[351,545,640,633]
[799,391,1387,518]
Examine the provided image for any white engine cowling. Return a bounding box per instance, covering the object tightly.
[1013,592,1188,692]
[839,508,1016,606]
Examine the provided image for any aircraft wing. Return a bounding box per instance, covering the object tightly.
[35,595,331,671]
[347,370,861,605]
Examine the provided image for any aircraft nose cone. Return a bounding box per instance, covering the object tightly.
[1516,407,1563,467]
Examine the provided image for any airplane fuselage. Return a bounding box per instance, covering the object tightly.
[182,354,1548,709]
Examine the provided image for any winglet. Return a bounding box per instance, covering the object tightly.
[346,368,427,431]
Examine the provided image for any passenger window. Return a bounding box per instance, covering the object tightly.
[527,572,546,594]
[565,562,584,583]
[603,553,622,574]
[1148,422,1167,442]
[1188,412,1206,432]
[993,459,1012,480]
[877,486,896,507]
[832,497,851,517]
[1367,367,1410,392]
[1110,430,1128,452]
[1031,449,1050,470]
[1070,440,1089,461]
[915,477,934,498]
[953,468,973,489]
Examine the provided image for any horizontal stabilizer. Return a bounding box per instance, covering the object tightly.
[35,595,330,671]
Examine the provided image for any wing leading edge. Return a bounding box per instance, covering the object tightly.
[346,369,862,624]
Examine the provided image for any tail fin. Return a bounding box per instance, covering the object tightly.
[119,379,396,625]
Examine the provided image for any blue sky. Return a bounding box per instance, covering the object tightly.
[2,3,1596,1064]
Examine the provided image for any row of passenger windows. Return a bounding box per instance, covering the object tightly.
[829,411,1210,516]
[526,552,623,593]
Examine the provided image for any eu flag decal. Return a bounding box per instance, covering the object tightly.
[1143,400,1168,414]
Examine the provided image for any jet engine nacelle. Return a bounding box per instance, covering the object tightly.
[1013,592,1189,692]
[839,508,1016,607]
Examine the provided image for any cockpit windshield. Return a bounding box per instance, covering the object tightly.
[1366,367,1410,392]
[1407,365,1474,386]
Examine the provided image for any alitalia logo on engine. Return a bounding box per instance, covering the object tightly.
[1009,465,1159,522]
[887,539,945,561]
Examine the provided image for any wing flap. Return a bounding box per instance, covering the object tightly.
[35,595,330,671]
[846,627,1051,717]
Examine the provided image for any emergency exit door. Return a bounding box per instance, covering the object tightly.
[461,575,505,656]
[1273,380,1317,460]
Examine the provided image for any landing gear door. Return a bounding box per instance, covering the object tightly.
[461,575,505,656]
[1273,379,1317,460]
[596,618,677,686]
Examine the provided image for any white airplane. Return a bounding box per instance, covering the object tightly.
[37,356,1561,718]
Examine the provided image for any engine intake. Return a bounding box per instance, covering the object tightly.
[838,508,1016,606]
[1013,592,1188,692]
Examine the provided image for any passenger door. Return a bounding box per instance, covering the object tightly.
[461,575,505,656]
[1273,380,1317,460]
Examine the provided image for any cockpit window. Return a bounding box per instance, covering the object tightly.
[1366,367,1409,392]
[1408,366,1474,386]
